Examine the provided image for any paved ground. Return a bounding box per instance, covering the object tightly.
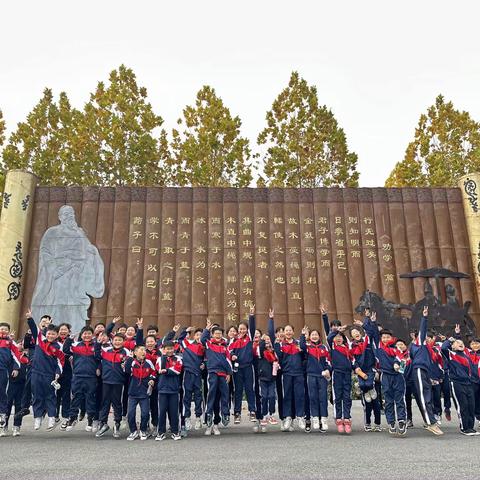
[1,401,478,480]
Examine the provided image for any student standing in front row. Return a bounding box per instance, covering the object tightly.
[155,341,183,441]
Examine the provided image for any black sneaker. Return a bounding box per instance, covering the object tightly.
[388,423,396,435]
[95,423,110,437]
[221,414,230,427]
[206,414,213,428]
[78,411,86,422]
[364,424,373,432]
[397,420,407,436]
[407,419,414,428]
[234,413,241,424]
[305,419,311,433]
[249,411,257,422]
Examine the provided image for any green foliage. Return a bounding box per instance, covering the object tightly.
[257,71,359,188]
[169,85,252,187]
[385,95,480,187]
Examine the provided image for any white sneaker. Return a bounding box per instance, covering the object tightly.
[34,417,43,430]
[253,421,259,433]
[91,420,100,433]
[120,416,128,430]
[364,390,372,403]
[127,431,139,441]
[204,426,212,436]
[312,416,320,430]
[185,417,192,431]
[212,425,221,435]
[284,417,292,430]
[0,414,6,428]
[12,426,20,437]
[171,433,182,441]
[298,417,306,430]
[194,417,202,430]
[46,417,58,431]
[369,388,377,401]
[321,417,329,431]
[140,430,149,441]
[0,427,7,437]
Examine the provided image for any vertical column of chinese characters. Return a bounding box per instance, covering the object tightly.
[191,188,209,326]
[158,188,178,331]
[298,189,319,329]
[342,188,366,307]
[124,188,147,319]
[372,188,398,301]
[223,189,240,325]
[268,189,288,325]
[175,189,193,326]
[208,189,224,326]
[284,190,303,330]
[312,188,336,319]
[358,189,381,294]
[141,188,162,327]
[253,190,271,322]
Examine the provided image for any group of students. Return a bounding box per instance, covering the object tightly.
[0,303,480,441]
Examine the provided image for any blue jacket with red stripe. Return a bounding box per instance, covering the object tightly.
[178,329,205,376]
[274,339,304,376]
[27,317,65,378]
[125,358,156,398]
[227,314,256,368]
[299,335,331,376]
[322,314,354,373]
[97,344,131,385]
[156,354,183,394]
[201,330,232,376]
[441,340,472,385]
[0,336,21,372]
[63,338,100,378]
[466,348,480,384]
[350,335,376,372]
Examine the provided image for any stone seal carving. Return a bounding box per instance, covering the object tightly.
[31,205,105,332]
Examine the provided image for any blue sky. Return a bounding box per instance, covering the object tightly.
[1,0,479,186]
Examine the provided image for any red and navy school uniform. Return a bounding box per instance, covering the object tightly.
[363,316,406,426]
[125,357,156,433]
[441,339,476,432]
[201,329,232,419]
[0,335,21,416]
[228,314,256,415]
[323,314,354,420]
[27,317,65,418]
[63,338,101,422]
[98,344,131,425]
[156,354,183,435]
[258,339,278,418]
[5,352,28,428]
[274,337,305,419]
[178,329,205,419]
[56,334,73,420]
[300,334,331,419]
[466,348,480,422]
[145,346,160,428]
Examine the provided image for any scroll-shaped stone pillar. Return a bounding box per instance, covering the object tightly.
[458,173,480,306]
[0,170,37,332]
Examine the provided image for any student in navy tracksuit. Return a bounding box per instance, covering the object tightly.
[465,337,480,424]
[26,312,65,432]
[363,309,407,436]
[409,306,443,435]
[178,327,205,431]
[95,333,131,438]
[62,326,101,431]
[350,321,381,431]
[274,324,305,431]
[300,325,331,432]
[143,334,160,430]
[396,338,418,427]
[228,307,257,423]
[5,349,29,436]
[201,321,232,434]
[0,322,21,433]
[441,329,478,435]
[56,323,73,425]
[125,345,156,441]
[322,310,353,434]
[155,341,183,441]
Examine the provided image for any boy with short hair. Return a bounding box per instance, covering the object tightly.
[26,310,65,431]
[125,345,156,441]
[201,319,232,435]
[95,333,131,438]
[155,340,183,441]
[56,323,73,428]
[0,322,21,432]
[178,327,205,431]
[465,336,480,426]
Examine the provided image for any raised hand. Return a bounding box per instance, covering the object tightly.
[301,326,309,335]
[112,316,121,324]
[371,311,377,322]
[136,317,144,329]
[353,318,363,327]
[423,305,428,317]
[268,308,274,319]
[320,304,328,315]
[173,323,181,333]
[455,323,461,335]
[364,308,371,318]
[25,308,32,319]
[249,304,255,315]
[206,318,212,330]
